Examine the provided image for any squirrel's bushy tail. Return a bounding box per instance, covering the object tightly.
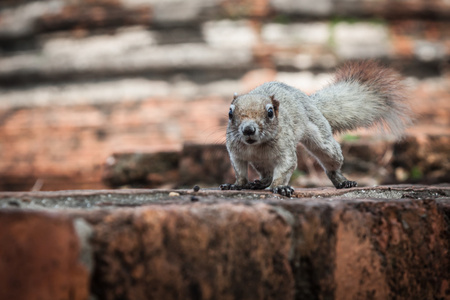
[311,61,412,137]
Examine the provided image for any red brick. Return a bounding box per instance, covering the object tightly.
[0,186,449,299]
[91,203,295,300]
[0,211,90,300]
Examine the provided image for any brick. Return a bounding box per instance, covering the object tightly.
[333,22,391,59]
[42,26,157,57]
[0,43,253,80]
[262,23,331,47]
[413,40,447,62]
[91,203,295,300]
[0,1,64,38]
[241,68,278,91]
[0,96,230,190]
[270,0,450,18]
[330,200,443,299]
[392,135,450,184]
[149,0,220,25]
[275,71,332,94]
[36,3,152,32]
[0,1,152,39]
[0,186,449,299]
[102,151,179,187]
[0,78,242,109]
[270,0,333,16]
[202,20,258,49]
[220,0,271,18]
[0,211,91,300]
[179,143,235,187]
[280,188,450,299]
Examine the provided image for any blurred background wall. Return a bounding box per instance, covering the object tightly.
[0,0,449,191]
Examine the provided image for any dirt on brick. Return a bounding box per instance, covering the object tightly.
[0,185,449,300]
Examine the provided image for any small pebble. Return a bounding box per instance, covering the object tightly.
[193,185,200,192]
[169,192,180,197]
[190,196,199,202]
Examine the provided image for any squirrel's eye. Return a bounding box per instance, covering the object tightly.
[228,108,233,120]
[267,107,274,119]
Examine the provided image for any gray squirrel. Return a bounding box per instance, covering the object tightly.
[220,61,412,196]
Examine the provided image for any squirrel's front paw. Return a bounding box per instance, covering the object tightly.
[271,186,295,197]
[247,179,271,190]
[220,183,243,190]
[336,181,357,189]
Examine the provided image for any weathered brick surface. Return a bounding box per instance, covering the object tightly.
[332,200,449,299]
[102,151,180,187]
[0,211,90,300]
[0,186,449,299]
[0,0,448,41]
[91,203,295,300]
[0,97,230,190]
[101,134,450,189]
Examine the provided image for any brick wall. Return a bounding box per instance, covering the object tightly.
[0,0,449,190]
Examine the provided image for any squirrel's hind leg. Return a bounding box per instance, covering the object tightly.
[301,118,357,189]
[326,170,357,189]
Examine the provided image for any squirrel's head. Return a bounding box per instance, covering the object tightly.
[227,93,280,145]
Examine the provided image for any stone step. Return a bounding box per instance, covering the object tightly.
[1,1,448,84]
[0,185,449,300]
[1,22,448,84]
[102,135,450,189]
[1,0,448,41]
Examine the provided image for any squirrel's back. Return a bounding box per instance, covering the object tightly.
[311,61,412,136]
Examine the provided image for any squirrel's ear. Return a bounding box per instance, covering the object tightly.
[270,95,280,114]
[233,93,238,100]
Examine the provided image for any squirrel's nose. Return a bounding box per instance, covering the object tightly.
[242,125,256,136]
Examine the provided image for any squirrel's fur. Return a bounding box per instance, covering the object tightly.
[313,61,411,135]
[220,61,412,196]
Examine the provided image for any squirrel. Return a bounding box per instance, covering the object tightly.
[220,60,412,196]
